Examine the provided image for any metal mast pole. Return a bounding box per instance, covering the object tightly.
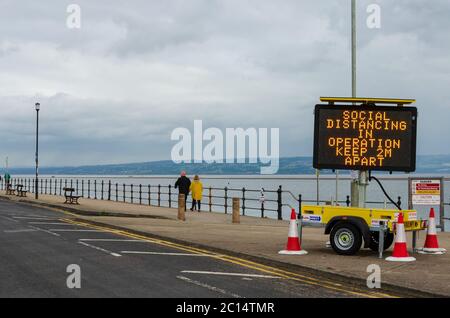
[35,103,40,200]
[352,0,356,99]
[350,0,368,208]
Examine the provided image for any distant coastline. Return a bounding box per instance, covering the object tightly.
[2,155,450,176]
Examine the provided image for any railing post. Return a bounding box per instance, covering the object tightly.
[87,180,90,199]
[108,180,112,201]
[131,184,134,204]
[148,185,151,206]
[208,187,212,212]
[168,184,172,208]
[261,200,265,218]
[139,184,142,205]
[298,194,302,219]
[49,179,52,195]
[116,183,118,202]
[346,195,351,207]
[242,187,246,216]
[94,180,97,199]
[40,179,43,194]
[277,185,283,220]
[76,179,79,195]
[397,196,402,209]
[123,184,126,202]
[81,180,84,197]
[101,180,104,200]
[158,184,161,207]
[223,187,229,214]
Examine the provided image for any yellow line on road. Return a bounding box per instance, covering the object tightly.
[61,218,398,298]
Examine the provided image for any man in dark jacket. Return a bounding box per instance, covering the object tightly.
[174,171,191,211]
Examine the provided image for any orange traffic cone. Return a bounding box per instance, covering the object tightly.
[279,209,308,255]
[386,213,416,262]
[419,208,447,255]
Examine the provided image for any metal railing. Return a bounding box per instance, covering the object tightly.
[1,177,409,220]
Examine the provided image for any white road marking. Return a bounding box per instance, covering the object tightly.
[28,222,74,226]
[177,276,241,298]
[78,241,122,257]
[19,214,57,218]
[121,251,213,257]
[49,229,104,232]
[13,216,59,221]
[28,225,61,237]
[79,239,144,242]
[180,271,282,279]
[4,229,38,233]
[0,215,19,223]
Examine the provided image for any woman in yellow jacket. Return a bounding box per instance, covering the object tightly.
[189,175,203,212]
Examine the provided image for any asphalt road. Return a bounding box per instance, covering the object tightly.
[0,199,392,298]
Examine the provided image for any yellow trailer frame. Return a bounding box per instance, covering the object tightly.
[302,205,425,232]
[301,205,426,256]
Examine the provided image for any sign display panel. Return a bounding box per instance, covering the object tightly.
[313,104,417,171]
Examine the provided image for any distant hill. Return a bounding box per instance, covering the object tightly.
[2,155,450,176]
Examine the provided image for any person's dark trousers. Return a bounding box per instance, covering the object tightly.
[191,200,201,211]
[180,192,189,211]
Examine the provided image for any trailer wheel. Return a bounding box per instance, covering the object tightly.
[368,232,394,252]
[330,222,362,255]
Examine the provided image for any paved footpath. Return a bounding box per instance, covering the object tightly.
[1,192,449,297]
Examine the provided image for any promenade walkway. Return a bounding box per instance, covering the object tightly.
[1,191,449,296]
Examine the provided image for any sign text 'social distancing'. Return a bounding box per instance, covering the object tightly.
[313,105,417,172]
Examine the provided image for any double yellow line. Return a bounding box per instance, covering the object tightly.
[62,217,398,298]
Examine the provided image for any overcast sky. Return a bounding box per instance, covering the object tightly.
[0,0,449,167]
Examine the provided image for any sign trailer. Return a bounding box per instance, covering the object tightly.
[303,98,427,257]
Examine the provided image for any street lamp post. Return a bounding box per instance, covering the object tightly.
[35,102,40,199]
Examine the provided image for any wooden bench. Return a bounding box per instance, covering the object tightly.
[5,184,15,195]
[63,187,81,204]
[16,184,28,197]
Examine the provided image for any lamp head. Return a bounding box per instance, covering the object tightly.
[35,102,40,111]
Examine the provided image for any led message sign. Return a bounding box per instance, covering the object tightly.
[313,104,417,172]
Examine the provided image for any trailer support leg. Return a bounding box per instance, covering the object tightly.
[378,221,387,259]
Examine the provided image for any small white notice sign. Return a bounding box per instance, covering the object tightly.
[411,180,441,205]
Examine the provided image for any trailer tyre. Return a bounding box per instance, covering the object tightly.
[330,222,362,255]
[368,232,394,252]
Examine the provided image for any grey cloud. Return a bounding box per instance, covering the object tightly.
[0,1,449,167]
